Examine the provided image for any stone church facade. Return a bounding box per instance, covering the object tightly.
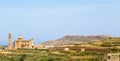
[8,33,34,49]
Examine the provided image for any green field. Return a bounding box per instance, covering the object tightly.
[0,49,105,61]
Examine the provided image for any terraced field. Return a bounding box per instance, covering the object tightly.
[0,49,104,61]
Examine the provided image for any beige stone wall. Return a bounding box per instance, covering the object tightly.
[107,53,120,61]
[14,39,34,49]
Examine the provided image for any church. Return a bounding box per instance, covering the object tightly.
[8,33,34,49]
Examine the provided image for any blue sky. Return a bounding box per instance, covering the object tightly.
[0,0,120,45]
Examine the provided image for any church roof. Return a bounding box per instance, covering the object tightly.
[18,35,23,38]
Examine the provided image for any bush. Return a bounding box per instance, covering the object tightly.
[73,51,98,56]
[101,42,112,47]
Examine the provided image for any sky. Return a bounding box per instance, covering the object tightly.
[0,0,120,45]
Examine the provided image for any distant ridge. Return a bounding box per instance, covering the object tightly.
[40,35,111,45]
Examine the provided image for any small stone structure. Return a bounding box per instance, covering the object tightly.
[107,53,120,61]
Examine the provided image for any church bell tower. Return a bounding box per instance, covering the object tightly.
[8,33,12,49]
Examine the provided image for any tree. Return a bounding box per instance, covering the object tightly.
[19,54,26,61]
[9,57,15,61]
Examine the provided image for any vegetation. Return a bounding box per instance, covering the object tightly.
[0,49,105,61]
[101,42,112,47]
[100,37,120,47]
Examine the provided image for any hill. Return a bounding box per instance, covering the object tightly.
[40,35,111,46]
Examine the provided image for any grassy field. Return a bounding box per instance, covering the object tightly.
[0,49,105,61]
